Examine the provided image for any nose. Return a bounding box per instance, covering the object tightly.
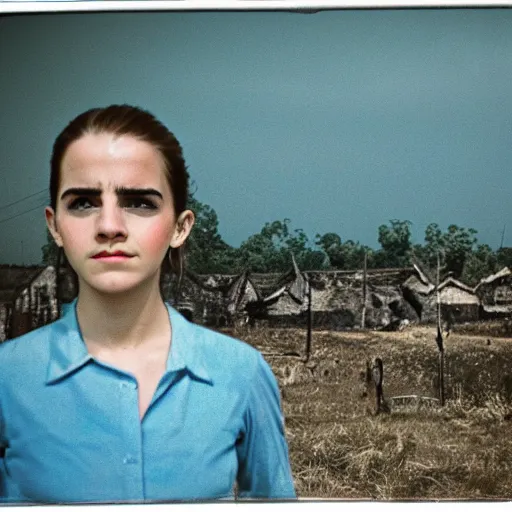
[95,201,128,242]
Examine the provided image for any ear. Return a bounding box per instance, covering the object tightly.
[45,207,63,247]
[170,210,195,249]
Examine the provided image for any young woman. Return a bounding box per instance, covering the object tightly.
[0,105,296,503]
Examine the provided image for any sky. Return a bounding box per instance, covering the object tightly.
[0,8,511,265]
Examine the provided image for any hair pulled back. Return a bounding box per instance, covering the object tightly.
[50,105,190,299]
[50,104,189,213]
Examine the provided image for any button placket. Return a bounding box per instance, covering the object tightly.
[117,377,144,499]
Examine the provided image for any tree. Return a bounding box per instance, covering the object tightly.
[186,193,235,274]
[237,219,289,272]
[422,223,444,267]
[237,219,326,273]
[422,223,478,279]
[41,229,59,266]
[497,247,512,269]
[316,232,345,268]
[442,225,478,278]
[283,227,326,270]
[461,244,498,286]
[315,233,373,270]
[237,230,280,273]
[375,220,412,268]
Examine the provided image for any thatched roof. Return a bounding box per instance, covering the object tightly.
[288,254,307,303]
[250,255,309,305]
[183,270,236,293]
[404,278,434,295]
[412,261,434,287]
[474,267,511,291]
[249,272,291,299]
[226,271,248,305]
[262,285,287,304]
[438,277,475,294]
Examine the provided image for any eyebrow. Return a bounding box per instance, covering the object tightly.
[60,187,164,201]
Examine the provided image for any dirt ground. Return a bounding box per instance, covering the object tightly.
[226,322,512,500]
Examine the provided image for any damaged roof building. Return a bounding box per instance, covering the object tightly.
[1,262,511,341]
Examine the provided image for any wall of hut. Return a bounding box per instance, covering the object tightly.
[421,283,480,324]
[3,266,58,341]
[257,291,309,328]
[161,272,239,327]
[0,304,11,342]
[475,270,512,319]
[305,269,418,330]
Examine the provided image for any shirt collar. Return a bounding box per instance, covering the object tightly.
[46,299,213,385]
[165,303,213,384]
[46,299,92,384]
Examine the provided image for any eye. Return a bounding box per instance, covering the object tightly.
[122,197,158,210]
[67,197,95,211]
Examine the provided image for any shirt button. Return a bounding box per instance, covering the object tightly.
[119,382,137,390]
[123,455,138,464]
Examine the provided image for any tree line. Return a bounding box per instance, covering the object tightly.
[42,191,512,286]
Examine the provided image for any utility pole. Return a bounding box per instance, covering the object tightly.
[305,279,313,361]
[499,224,506,250]
[436,252,445,406]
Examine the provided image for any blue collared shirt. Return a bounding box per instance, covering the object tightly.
[0,301,295,503]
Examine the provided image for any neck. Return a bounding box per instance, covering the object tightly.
[76,278,170,350]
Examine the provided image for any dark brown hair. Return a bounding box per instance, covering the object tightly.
[50,104,190,300]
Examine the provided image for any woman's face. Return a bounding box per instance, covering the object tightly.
[45,132,194,297]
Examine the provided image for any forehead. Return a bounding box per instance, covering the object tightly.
[60,132,170,192]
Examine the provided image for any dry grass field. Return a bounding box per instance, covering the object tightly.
[226,321,512,500]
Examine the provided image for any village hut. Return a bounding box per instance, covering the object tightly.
[365,267,419,328]
[422,277,480,323]
[0,265,57,341]
[474,267,512,319]
[306,267,417,330]
[225,270,259,325]
[401,263,436,320]
[246,255,309,327]
[168,271,237,326]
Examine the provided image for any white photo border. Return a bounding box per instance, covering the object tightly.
[1,0,512,509]
[1,0,512,14]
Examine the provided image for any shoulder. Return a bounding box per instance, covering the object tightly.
[169,307,265,384]
[188,323,281,410]
[0,320,59,373]
[191,322,263,375]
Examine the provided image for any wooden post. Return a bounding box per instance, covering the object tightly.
[439,350,445,406]
[371,357,384,414]
[305,279,313,361]
[361,250,367,329]
[436,252,445,406]
[5,303,13,341]
[27,282,33,331]
[34,288,40,328]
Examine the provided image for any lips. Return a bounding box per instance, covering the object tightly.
[92,250,134,259]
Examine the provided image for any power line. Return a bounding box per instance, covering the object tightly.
[0,202,47,225]
[0,189,48,212]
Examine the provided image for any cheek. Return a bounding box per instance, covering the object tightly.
[58,220,89,251]
[139,221,173,255]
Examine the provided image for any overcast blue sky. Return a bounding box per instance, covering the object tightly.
[0,8,511,265]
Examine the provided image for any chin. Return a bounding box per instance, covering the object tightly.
[81,273,159,297]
